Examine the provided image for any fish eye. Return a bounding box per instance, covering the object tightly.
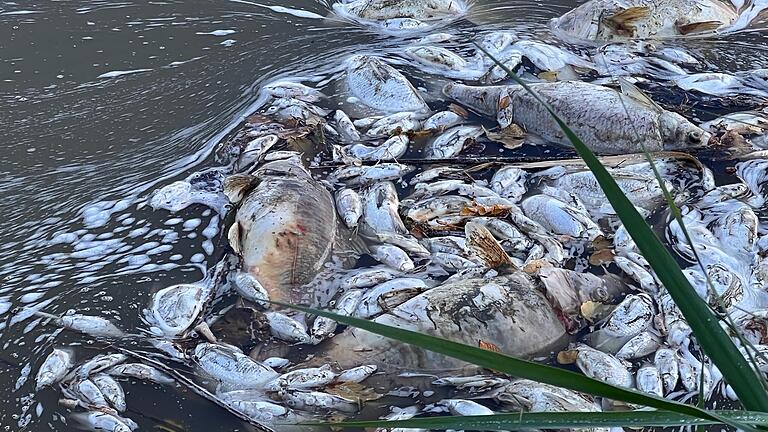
[687,130,702,142]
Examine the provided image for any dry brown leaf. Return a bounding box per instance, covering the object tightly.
[485,124,526,150]
[326,382,383,403]
[523,259,552,274]
[460,204,510,217]
[589,249,616,266]
[449,103,470,118]
[479,340,502,353]
[557,350,578,365]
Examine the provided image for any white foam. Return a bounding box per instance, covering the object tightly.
[228,0,324,19]
[196,29,236,36]
[97,69,152,79]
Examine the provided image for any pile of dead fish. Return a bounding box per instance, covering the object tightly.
[28,0,768,430]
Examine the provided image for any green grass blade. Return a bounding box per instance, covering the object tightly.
[309,410,768,430]
[473,42,768,411]
[277,302,759,432]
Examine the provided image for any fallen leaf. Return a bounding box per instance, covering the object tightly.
[326,382,383,403]
[523,259,552,274]
[485,124,526,149]
[589,249,616,266]
[557,350,579,365]
[478,340,502,353]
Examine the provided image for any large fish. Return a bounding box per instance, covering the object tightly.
[334,0,468,21]
[551,0,739,43]
[224,156,358,303]
[345,55,429,113]
[315,274,568,371]
[444,81,711,154]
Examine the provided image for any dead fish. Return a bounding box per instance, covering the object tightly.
[355,277,428,318]
[280,389,358,413]
[403,46,476,79]
[232,272,270,308]
[336,365,378,383]
[361,181,408,238]
[269,365,337,390]
[522,194,603,241]
[550,0,739,43]
[317,274,567,370]
[225,157,352,303]
[571,344,634,388]
[423,110,465,131]
[263,81,324,102]
[345,55,428,113]
[92,374,127,412]
[336,188,364,229]
[329,163,415,187]
[437,399,494,415]
[194,343,279,390]
[491,166,527,202]
[345,135,409,161]
[334,110,361,142]
[369,244,415,272]
[72,411,136,432]
[675,72,768,98]
[75,354,128,380]
[444,81,711,154]
[35,311,124,338]
[108,363,174,385]
[74,379,110,408]
[334,0,468,21]
[36,348,74,390]
[425,125,484,158]
[147,283,206,337]
[265,311,313,344]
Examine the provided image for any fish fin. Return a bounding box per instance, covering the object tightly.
[606,6,650,26]
[465,221,515,270]
[676,20,723,35]
[223,174,258,204]
[618,78,663,112]
[228,222,242,255]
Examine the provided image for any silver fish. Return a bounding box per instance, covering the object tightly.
[263,81,323,102]
[572,344,634,388]
[36,348,73,390]
[281,390,358,413]
[654,348,680,394]
[232,272,270,308]
[494,379,600,412]
[147,283,206,337]
[423,110,465,131]
[36,312,124,338]
[345,55,428,113]
[355,277,428,318]
[310,316,338,344]
[265,311,312,344]
[365,112,421,136]
[550,0,738,43]
[491,166,527,202]
[636,365,663,396]
[92,374,126,412]
[404,46,472,77]
[237,134,278,171]
[346,135,409,161]
[425,125,484,158]
[615,331,662,360]
[329,163,415,187]
[334,110,361,142]
[108,363,174,385]
[522,194,603,241]
[225,157,343,303]
[336,365,378,383]
[406,195,472,222]
[334,0,467,21]
[270,365,337,390]
[361,182,408,237]
[75,379,109,408]
[194,343,279,390]
[444,81,711,154]
[369,244,415,272]
[439,399,494,416]
[376,232,431,258]
[72,411,135,432]
[340,266,402,290]
[336,188,364,229]
[75,354,128,380]
[263,357,291,370]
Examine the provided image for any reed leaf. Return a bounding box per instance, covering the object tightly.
[473,42,768,411]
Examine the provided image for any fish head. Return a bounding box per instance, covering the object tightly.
[254,155,309,178]
[659,111,712,150]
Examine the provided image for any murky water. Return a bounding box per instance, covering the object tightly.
[1,0,767,430]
